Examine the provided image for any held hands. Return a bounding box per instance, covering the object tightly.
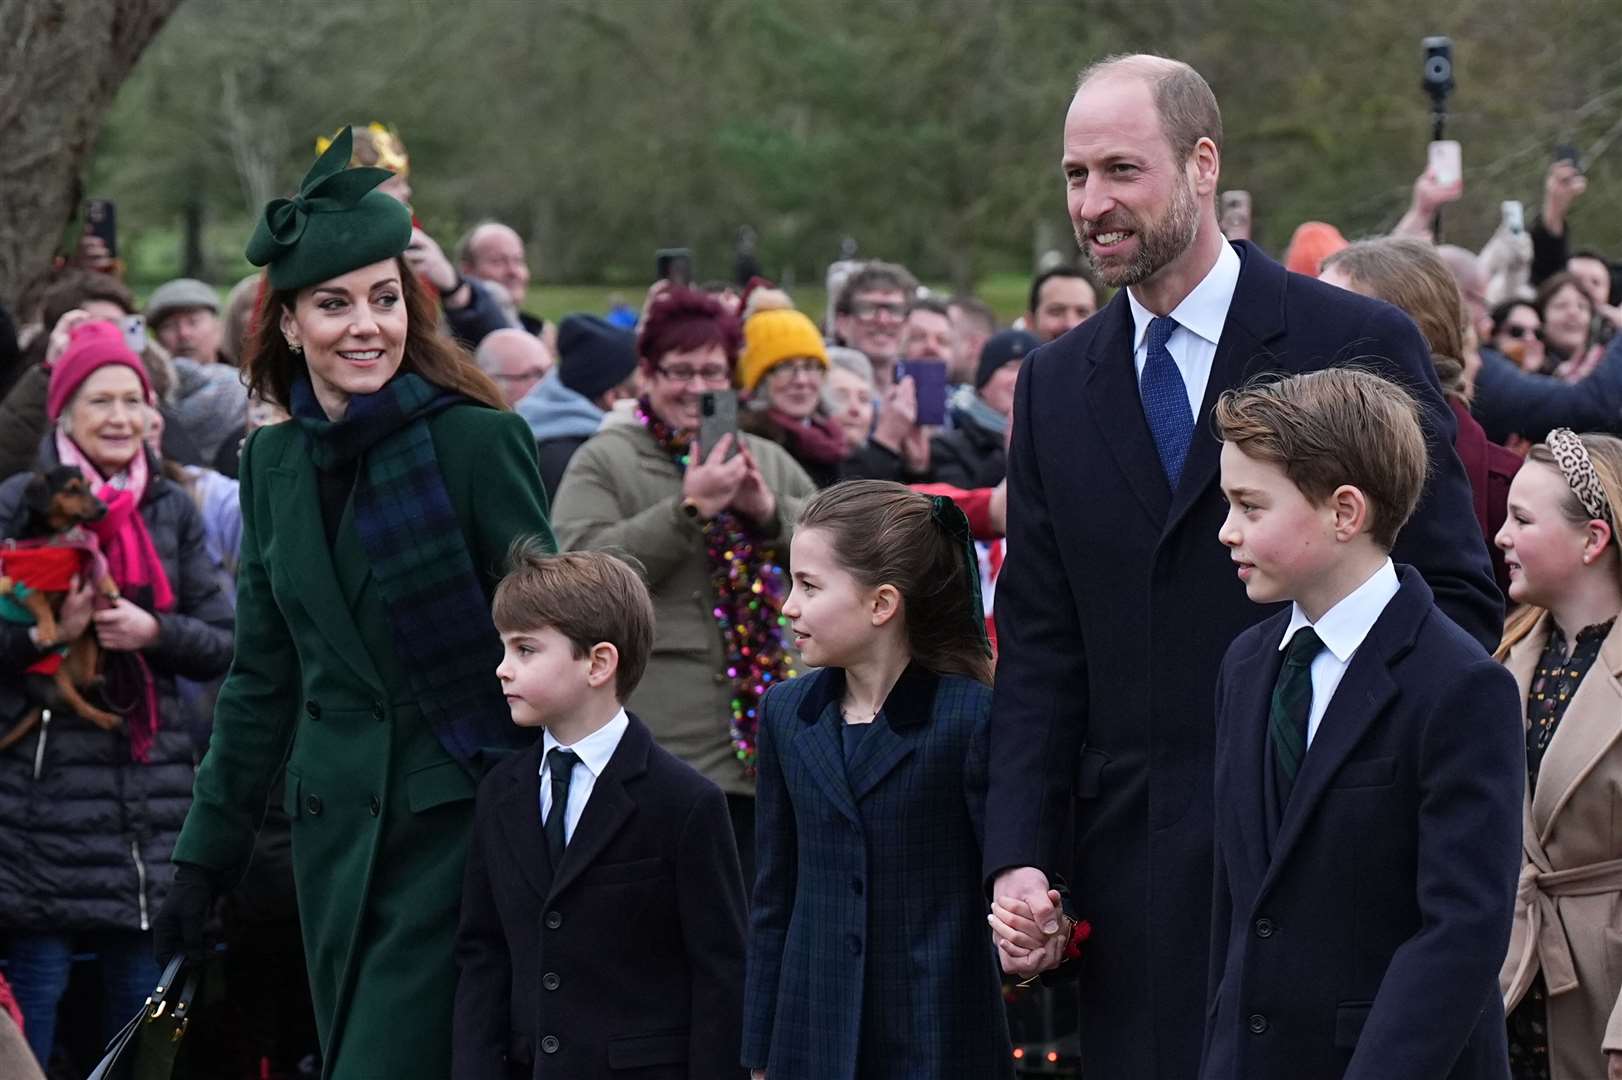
[93,598,161,652]
[989,866,1066,980]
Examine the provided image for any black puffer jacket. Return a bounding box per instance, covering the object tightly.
[0,443,233,932]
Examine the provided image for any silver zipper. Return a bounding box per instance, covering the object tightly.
[130,840,150,931]
[32,709,51,780]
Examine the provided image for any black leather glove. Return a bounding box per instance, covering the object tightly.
[153,861,218,966]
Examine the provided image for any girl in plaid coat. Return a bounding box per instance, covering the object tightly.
[742,480,1015,1080]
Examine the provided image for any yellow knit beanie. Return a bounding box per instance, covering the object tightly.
[737,289,829,393]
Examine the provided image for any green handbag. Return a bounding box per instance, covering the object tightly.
[87,954,201,1080]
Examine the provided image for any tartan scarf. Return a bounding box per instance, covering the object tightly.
[635,397,796,776]
[291,372,518,772]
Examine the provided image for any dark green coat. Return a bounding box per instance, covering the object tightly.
[173,405,554,1079]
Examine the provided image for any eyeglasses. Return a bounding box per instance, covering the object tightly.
[850,299,905,320]
[771,358,825,379]
[656,364,731,385]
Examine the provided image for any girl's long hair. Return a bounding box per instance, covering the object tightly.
[1495,433,1622,660]
[797,479,994,685]
[242,256,505,411]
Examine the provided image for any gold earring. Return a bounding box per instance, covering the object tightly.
[286,340,303,355]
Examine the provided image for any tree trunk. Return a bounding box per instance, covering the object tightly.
[0,0,184,306]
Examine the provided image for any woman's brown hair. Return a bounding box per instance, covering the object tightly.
[797,479,994,685]
[243,256,505,411]
[1320,237,1470,405]
[1496,433,1622,659]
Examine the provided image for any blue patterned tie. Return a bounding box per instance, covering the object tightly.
[1140,316,1194,489]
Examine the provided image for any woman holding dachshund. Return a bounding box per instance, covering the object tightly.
[0,321,233,1065]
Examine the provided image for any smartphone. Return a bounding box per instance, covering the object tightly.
[698,389,739,462]
[1555,143,1583,171]
[896,358,949,427]
[1501,200,1524,235]
[84,198,117,259]
[656,248,694,287]
[120,314,147,355]
[1427,140,1462,187]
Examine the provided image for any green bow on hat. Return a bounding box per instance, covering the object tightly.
[246,125,413,292]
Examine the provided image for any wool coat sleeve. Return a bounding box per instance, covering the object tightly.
[147,490,234,680]
[0,366,47,484]
[675,784,749,1079]
[451,780,511,1077]
[1343,658,1523,1080]
[741,699,795,1069]
[551,435,705,588]
[172,431,302,882]
[461,410,557,579]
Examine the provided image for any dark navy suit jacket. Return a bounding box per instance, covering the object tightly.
[984,240,1504,1080]
[1201,568,1522,1080]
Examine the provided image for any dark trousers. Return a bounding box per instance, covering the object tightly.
[727,792,755,896]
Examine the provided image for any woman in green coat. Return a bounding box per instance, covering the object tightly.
[154,128,554,1078]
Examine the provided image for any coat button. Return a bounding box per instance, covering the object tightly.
[1247,1013,1268,1035]
[851,877,864,896]
[846,934,862,956]
[304,700,321,720]
[545,911,562,930]
[540,1035,560,1055]
[542,972,560,991]
[305,794,322,816]
[371,702,385,722]
[1254,917,1275,939]
[369,795,381,817]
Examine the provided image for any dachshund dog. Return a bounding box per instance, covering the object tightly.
[0,465,125,750]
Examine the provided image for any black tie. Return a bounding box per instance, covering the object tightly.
[544,748,579,868]
[1270,627,1325,809]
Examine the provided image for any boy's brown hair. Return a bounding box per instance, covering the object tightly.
[492,542,655,701]
[1212,368,1429,551]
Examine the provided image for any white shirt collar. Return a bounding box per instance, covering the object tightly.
[1128,239,1243,353]
[1279,559,1401,662]
[541,707,630,780]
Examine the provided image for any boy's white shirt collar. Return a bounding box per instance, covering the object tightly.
[541,707,630,780]
[1127,237,1242,353]
[1280,558,1400,662]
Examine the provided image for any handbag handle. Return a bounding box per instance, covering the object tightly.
[146,954,201,1035]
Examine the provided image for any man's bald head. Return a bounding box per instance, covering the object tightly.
[458,221,532,309]
[475,327,553,406]
[1075,54,1223,163]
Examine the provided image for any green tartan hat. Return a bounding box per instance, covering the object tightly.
[246,126,413,291]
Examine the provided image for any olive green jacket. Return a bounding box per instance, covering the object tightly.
[173,406,553,1080]
[550,411,815,796]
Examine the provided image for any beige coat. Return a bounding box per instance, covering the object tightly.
[1501,612,1622,1080]
[550,409,815,796]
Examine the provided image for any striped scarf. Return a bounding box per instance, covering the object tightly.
[291,373,520,773]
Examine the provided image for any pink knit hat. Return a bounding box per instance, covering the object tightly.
[47,321,152,422]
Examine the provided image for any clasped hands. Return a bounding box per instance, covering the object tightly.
[989,866,1073,982]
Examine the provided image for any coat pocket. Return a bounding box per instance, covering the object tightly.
[1333,1001,1373,1048]
[406,758,477,813]
[1075,747,1111,800]
[578,856,668,887]
[1331,756,1396,789]
[607,1031,688,1069]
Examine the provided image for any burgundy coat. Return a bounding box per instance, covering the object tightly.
[1451,397,1522,596]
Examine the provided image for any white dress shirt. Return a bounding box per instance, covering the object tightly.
[539,708,630,846]
[1126,239,1243,419]
[1278,559,1402,748]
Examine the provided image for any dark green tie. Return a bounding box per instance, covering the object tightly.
[1270,627,1325,805]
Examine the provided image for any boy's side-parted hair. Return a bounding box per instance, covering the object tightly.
[492,542,655,701]
[797,480,994,686]
[1213,367,1429,551]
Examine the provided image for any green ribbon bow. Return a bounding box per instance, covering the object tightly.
[930,495,994,658]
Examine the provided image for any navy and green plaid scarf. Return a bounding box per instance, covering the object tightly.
[291,372,519,773]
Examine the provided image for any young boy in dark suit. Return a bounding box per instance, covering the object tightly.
[1202,369,1523,1080]
[453,545,747,1080]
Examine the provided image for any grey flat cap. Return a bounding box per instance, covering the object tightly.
[145,278,221,325]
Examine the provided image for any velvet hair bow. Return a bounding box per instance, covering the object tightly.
[930,495,994,658]
[245,126,397,268]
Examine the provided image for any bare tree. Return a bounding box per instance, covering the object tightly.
[0,0,183,304]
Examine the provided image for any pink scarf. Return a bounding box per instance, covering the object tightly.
[55,431,174,611]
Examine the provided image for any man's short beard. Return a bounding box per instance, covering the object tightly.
[1077,176,1202,289]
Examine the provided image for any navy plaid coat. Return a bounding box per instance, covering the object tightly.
[742,665,1013,1079]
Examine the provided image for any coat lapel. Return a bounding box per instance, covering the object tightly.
[496,740,554,902]
[1165,241,1286,538]
[1083,293,1171,526]
[1227,617,1287,885]
[1259,572,1424,892]
[844,665,939,802]
[547,716,650,901]
[266,450,384,691]
[1530,619,1622,841]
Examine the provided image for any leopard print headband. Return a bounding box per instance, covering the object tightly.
[1545,427,1613,523]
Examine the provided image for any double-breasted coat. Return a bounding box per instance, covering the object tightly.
[984,240,1504,1080]
[172,405,554,1079]
[1500,613,1622,1080]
